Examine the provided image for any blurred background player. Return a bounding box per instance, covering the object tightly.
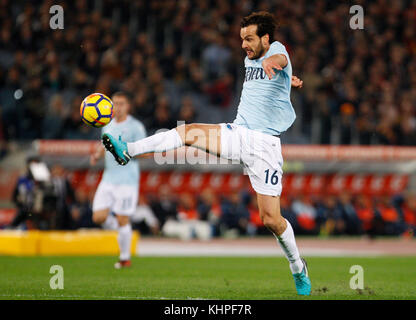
[102,12,311,294]
[90,91,146,268]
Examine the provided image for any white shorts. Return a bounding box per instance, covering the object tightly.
[92,181,138,216]
[220,123,283,196]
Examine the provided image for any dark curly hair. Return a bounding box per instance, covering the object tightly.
[240,11,277,43]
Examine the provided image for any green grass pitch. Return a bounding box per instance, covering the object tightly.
[0,256,415,300]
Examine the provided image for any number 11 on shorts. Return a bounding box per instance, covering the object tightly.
[264,169,279,185]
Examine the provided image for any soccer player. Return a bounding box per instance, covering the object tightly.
[102,12,311,295]
[90,91,146,269]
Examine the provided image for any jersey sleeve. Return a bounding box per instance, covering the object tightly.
[268,41,290,73]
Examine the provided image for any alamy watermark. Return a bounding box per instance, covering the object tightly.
[49,265,64,290]
[50,5,64,29]
[349,265,364,290]
[349,5,364,30]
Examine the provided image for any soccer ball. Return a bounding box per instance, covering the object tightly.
[80,93,114,128]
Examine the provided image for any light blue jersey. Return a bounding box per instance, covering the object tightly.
[101,115,146,185]
[234,41,296,136]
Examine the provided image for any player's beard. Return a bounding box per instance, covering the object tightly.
[248,42,266,60]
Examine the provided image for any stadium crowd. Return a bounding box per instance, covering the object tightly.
[6,158,416,238]
[1,0,415,238]
[134,186,416,239]
[0,0,415,154]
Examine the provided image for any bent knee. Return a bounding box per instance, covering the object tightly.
[261,214,278,231]
[261,212,286,234]
[92,211,108,225]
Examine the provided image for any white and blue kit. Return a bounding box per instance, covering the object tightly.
[220,41,295,196]
[234,41,295,135]
[93,115,146,215]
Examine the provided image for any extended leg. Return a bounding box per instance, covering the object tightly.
[127,123,222,157]
[103,123,222,165]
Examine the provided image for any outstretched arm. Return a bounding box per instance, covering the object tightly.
[262,54,288,80]
[262,54,303,89]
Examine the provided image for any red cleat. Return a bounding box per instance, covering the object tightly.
[114,260,131,269]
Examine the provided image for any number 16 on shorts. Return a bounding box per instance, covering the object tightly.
[264,169,279,185]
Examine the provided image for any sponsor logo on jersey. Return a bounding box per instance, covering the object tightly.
[244,67,266,82]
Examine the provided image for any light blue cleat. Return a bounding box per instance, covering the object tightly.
[102,133,131,166]
[293,258,311,296]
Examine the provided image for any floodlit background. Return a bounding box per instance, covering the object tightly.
[0,0,415,252]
